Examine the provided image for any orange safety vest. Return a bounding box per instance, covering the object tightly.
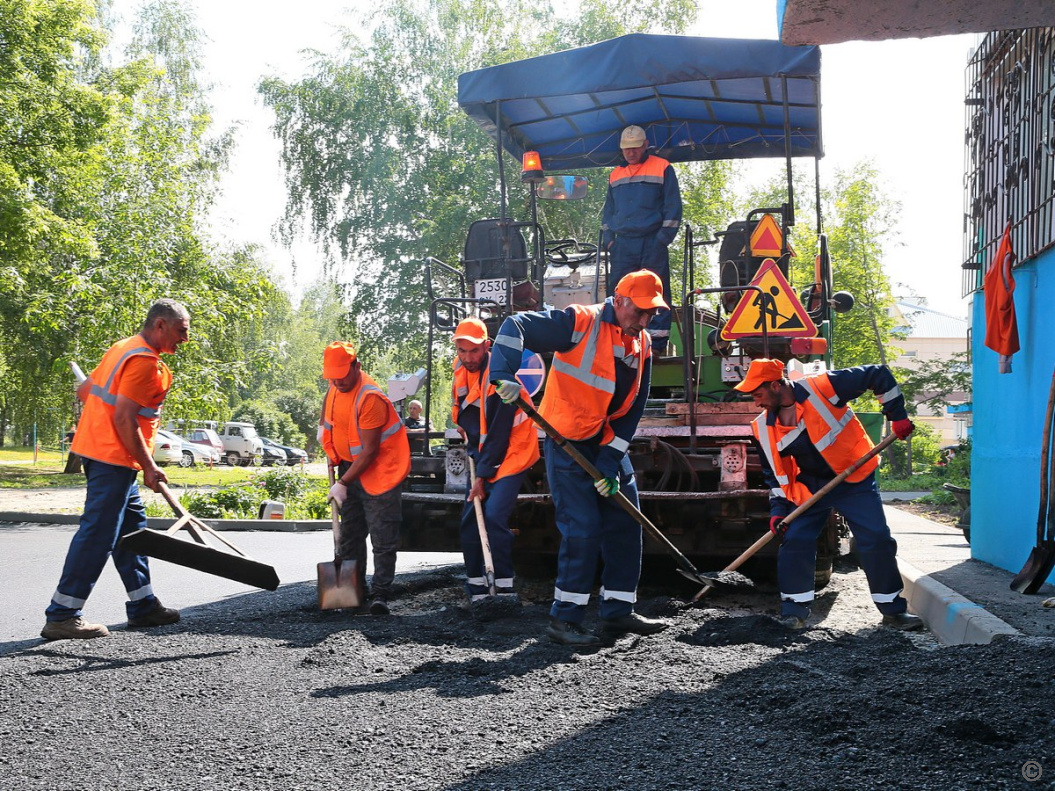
[321,373,410,495]
[451,357,539,481]
[71,335,171,470]
[751,373,877,506]
[538,303,650,446]
[609,154,671,189]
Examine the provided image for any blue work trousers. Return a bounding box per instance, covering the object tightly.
[460,471,524,599]
[609,234,672,350]
[778,474,907,619]
[45,460,157,622]
[545,437,642,624]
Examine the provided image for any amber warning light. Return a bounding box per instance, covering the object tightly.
[521,151,544,182]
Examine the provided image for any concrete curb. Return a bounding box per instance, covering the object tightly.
[898,558,1020,645]
[0,512,329,532]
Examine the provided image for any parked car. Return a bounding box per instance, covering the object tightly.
[217,422,264,466]
[183,427,224,457]
[263,436,308,468]
[177,437,222,468]
[260,437,287,466]
[152,429,184,467]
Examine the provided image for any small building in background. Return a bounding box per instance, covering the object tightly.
[889,299,970,443]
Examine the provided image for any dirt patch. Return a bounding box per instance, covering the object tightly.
[890,498,961,527]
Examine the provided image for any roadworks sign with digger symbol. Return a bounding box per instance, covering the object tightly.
[720,258,818,340]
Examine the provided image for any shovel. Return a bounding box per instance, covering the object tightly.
[516,396,720,587]
[693,432,899,602]
[1011,367,1055,594]
[467,457,520,617]
[120,482,279,590]
[317,465,362,610]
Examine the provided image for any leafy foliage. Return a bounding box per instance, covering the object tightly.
[260,0,705,375]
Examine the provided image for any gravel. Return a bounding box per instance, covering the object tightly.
[3,561,1055,790]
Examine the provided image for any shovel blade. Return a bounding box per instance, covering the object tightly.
[317,559,362,610]
[1010,543,1055,594]
[121,529,280,591]
[676,567,722,587]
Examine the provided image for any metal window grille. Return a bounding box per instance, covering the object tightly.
[962,28,1055,296]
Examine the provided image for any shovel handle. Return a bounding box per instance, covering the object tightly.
[468,457,497,594]
[327,463,342,558]
[516,395,711,584]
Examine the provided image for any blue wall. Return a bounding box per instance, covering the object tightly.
[972,247,1055,577]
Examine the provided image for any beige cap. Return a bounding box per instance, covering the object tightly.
[620,125,647,149]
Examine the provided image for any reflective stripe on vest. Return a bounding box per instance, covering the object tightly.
[321,374,410,495]
[752,373,878,505]
[609,156,670,188]
[451,355,539,481]
[70,335,170,470]
[538,302,649,445]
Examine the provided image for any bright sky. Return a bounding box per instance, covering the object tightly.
[135,0,975,318]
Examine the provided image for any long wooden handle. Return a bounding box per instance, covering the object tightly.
[515,395,708,581]
[1038,368,1055,544]
[328,463,342,558]
[776,431,899,530]
[468,457,496,592]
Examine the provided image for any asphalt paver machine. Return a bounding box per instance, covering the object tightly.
[401,34,864,587]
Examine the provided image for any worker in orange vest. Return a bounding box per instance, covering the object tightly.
[601,125,682,354]
[43,299,189,640]
[450,317,540,607]
[320,341,410,615]
[735,358,922,631]
[489,271,670,648]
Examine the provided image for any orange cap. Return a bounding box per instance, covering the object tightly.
[322,341,357,379]
[733,358,786,392]
[452,317,488,344]
[615,270,668,311]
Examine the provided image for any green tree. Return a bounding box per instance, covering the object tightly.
[260,0,702,374]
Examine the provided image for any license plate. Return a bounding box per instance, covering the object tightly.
[474,278,507,305]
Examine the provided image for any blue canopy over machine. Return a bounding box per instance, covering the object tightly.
[457,34,822,171]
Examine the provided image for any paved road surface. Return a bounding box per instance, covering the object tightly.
[0,522,459,648]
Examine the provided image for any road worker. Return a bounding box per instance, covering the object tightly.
[450,317,539,605]
[489,270,671,647]
[321,341,410,615]
[736,358,923,631]
[43,299,189,640]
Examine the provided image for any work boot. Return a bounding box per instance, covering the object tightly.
[41,617,110,641]
[601,612,670,636]
[368,596,390,616]
[778,614,809,630]
[127,600,180,628]
[546,618,601,648]
[881,612,924,631]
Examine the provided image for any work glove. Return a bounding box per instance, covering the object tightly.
[328,481,348,507]
[594,476,620,497]
[892,418,915,440]
[495,379,522,405]
[316,425,325,443]
[769,516,786,536]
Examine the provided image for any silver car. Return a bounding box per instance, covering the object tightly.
[177,434,222,468]
[152,429,185,467]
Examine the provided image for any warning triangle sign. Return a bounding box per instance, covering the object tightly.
[720,258,818,340]
[749,214,794,258]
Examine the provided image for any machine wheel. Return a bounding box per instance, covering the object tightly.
[226,451,240,466]
[179,450,195,468]
[814,555,833,590]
